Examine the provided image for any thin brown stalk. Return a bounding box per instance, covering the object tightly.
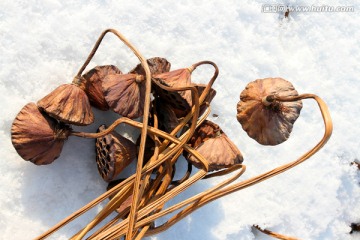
[253,225,300,240]
[138,94,332,236]
[100,93,331,238]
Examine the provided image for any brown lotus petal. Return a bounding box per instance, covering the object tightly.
[37,82,94,125]
[129,57,171,76]
[96,125,137,182]
[187,120,220,149]
[152,68,193,118]
[186,120,243,171]
[82,65,122,110]
[154,98,179,133]
[11,103,71,165]
[194,84,217,116]
[236,77,302,145]
[103,73,145,119]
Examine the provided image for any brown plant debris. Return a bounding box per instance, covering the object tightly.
[96,125,137,182]
[237,77,302,145]
[82,65,122,110]
[11,102,71,165]
[103,73,146,119]
[37,82,94,125]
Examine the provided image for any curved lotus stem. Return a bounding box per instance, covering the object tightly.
[190,61,219,103]
[152,81,200,142]
[157,61,219,149]
[135,106,210,238]
[76,29,148,78]
[93,93,332,238]
[36,115,208,240]
[94,164,246,239]
[53,94,202,239]
[133,94,332,236]
[71,28,152,240]
[253,225,299,240]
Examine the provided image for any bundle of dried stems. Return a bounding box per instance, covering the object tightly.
[11,29,333,240]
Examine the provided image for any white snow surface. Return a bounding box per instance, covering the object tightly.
[1,0,360,239]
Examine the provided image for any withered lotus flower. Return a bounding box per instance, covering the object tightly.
[194,84,217,116]
[152,67,193,118]
[155,98,179,133]
[37,77,94,125]
[102,73,145,119]
[11,102,71,165]
[186,120,243,171]
[82,65,122,110]
[236,77,303,145]
[129,57,171,76]
[96,125,137,182]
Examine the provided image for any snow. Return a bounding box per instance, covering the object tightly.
[1,0,360,239]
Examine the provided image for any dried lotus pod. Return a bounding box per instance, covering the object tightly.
[186,120,243,171]
[37,77,94,125]
[11,102,71,165]
[194,84,217,116]
[102,73,145,119]
[82,65,122,110]
[152,68,193,118]
[96,125,137,182]
[236,77,303,145]
[129,57,171,76]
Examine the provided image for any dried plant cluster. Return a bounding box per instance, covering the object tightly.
[10,29,333,240]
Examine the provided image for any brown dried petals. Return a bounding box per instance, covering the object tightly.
[237,78,303,145]
[194,84,217,116]
[152,68,193,118]
[37,83,94,125]
[11,103,71,165]
[96,125,137,182]
[155,99,179,133]
[129,57,171,76]
[82,65,122,110]
[103,74,145,119]
[187,120,243,171]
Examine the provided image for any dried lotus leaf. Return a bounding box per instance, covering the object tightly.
[152,68,193,118]
[37,83,94,125]
[103,74,145,119]
[236,77,302,145]
[11,102,70,165]
[82,65,122,110]
[130,57,171,76]
[186,120,243,171]
[96,125,137,182]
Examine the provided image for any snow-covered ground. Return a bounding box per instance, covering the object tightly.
[1,0,359,239]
